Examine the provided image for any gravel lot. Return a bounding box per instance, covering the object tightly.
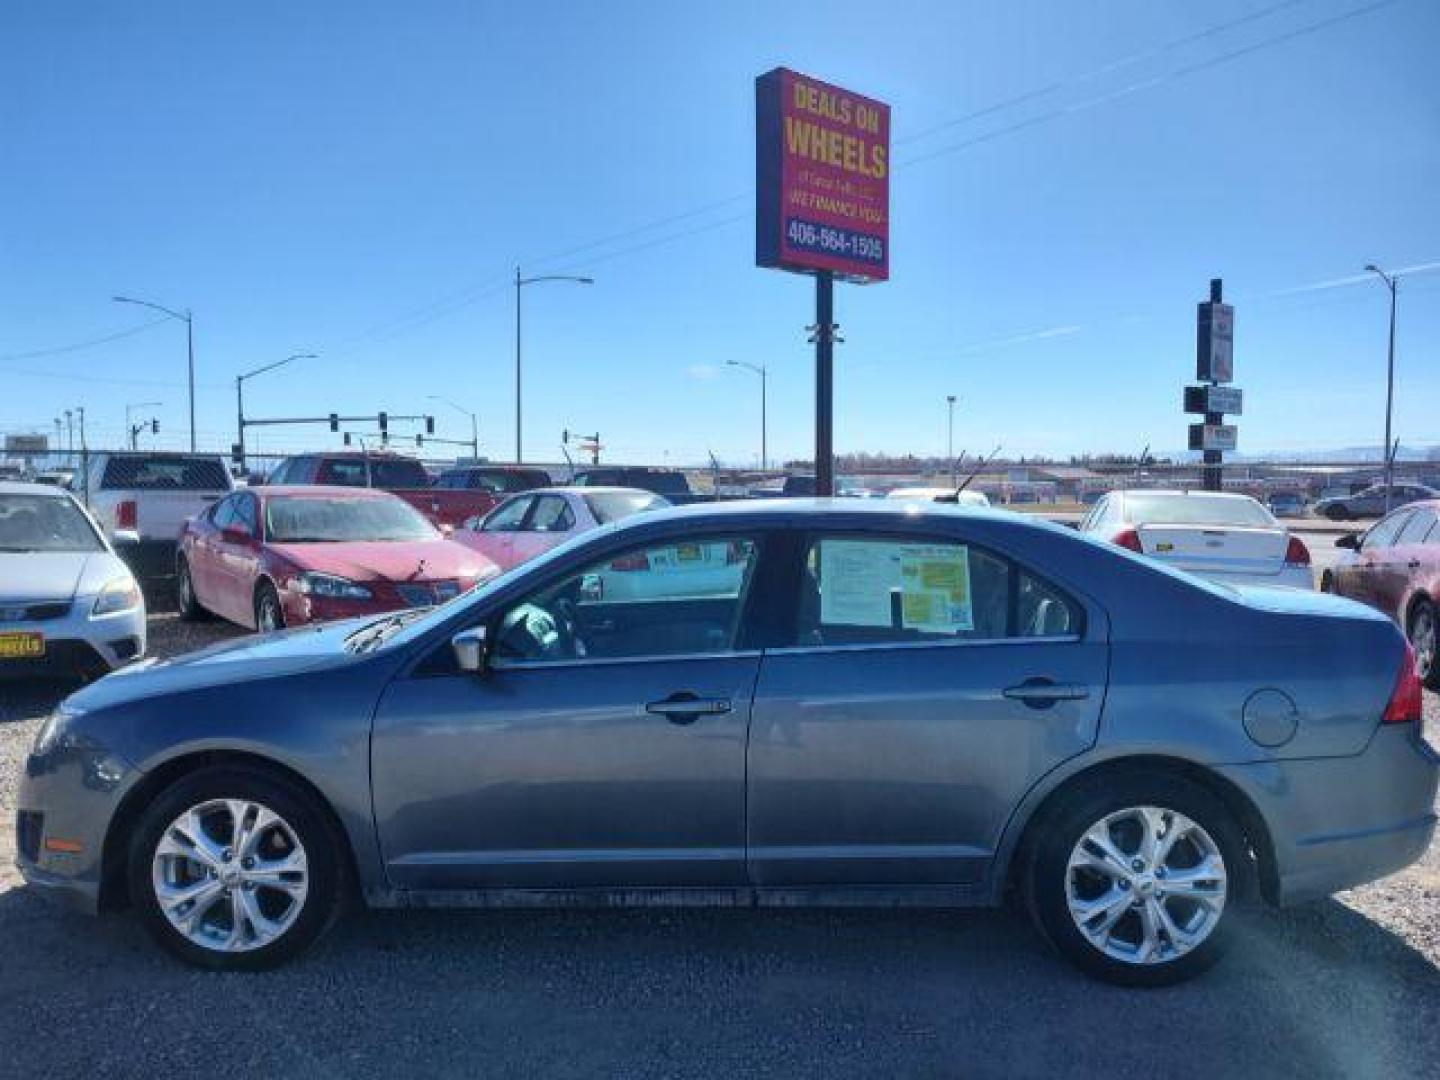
[0,614,1437,1079]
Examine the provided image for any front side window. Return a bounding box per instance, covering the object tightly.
[482,496,533,532]
[797,535,1080,647]
[493,536,759,663]
[210,496,238,530]
[232,493,259,536]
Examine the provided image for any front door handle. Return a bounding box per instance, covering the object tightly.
[645,692,733,724]
[1002,679,1090,708]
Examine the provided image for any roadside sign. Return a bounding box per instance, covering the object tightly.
[1188,423,1237,452]
[4,434,48,456]
[1183,385,1243,416]
[1197,301,1234,383]
[756,68,890,282]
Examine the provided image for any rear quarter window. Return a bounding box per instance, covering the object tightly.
[100,456,231,491]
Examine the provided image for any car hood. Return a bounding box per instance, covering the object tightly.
[266,539,492,583]
[0,550,129,603]
[64,616,375,712]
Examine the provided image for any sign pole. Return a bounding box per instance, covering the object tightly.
[1203,278,1223,492]
[815,271,835,497]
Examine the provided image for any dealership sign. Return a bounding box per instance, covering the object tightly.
[4,434,48,456]
[1188,423,1237,452]
[1197,301,1234,383]
[1184,384,1243,416]
[756,68,890,281]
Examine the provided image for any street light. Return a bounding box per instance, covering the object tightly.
[514,267,594,463]
[427,396,480,461]
[125,401,163,450]
[1364,264,1399,514]
[236,352,315,474]
[727,360,768,471]
[946,395,958,487]
[112,295,195,451]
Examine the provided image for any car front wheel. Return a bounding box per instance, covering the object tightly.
[255,581,285,632]
[176,557,207,622]
[128,766,345,970]
[1024,773,1249,987]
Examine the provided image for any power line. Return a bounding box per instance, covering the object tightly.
[0,315,170,363]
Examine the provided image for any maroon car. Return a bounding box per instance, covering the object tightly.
[176,486,498,631]
[266,451,500,529]
[1324,499,1440,687]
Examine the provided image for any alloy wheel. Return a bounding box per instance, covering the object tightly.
[258,592,282,632]
[151,798,309,953]
[1065,805,1227,965]
[1411,605,1437,681]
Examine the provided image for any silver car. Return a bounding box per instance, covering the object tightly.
[15,501,1437,985]
[0,480,146,677]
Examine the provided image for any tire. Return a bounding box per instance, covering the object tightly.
[1407,598,1440,691]
[1022,771,1252,988]
[175,557,208,622]
[255,581,285,633]
[1319,571,1336,594]
[1324,505,1350,522]
[127,765,346,970]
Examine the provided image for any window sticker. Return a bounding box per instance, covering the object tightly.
[818,540,974,632]
[818,540,899,627]
[899,544,973,632]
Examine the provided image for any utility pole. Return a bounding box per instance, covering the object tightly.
[236,353,315,475]
[1364,264,1399,514]
[428,396,480,461]
[947,395,957,487]
[727,360,768,471]
[113,295,195,450]
[809,271,839,496]
[75,406,89,507]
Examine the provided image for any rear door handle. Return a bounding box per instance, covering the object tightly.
[1002,679,1090,707]
[645,693,733,724]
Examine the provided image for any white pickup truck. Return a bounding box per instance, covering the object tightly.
[78,451,234,587]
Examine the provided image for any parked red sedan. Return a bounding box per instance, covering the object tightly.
[1323,499,1440,687]
[177,486,498,630]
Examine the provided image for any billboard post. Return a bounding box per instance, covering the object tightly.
[1189,278,1241,491]
[757,68,889,495]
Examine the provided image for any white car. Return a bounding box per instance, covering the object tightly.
[886,486,992,507]
[1079,489,1312,589]
[0,481,146,677]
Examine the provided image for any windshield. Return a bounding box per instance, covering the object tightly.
[264,495,438,543]
[0,493,105,553]
[1122,493,1275,528]
[584,491,670,524]
[319,458,429,489]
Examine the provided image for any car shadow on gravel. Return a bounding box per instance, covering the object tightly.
[0,883,1436,1079]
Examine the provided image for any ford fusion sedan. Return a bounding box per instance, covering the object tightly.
[454,486,668,571]
[1314,482,1439,521]
[1323,500,1440,688]
[0,481,146,677]
[16,501,1435,985]
[1079,489,1312,589]
[176,486,497,630]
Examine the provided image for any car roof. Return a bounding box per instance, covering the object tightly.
[1110,488,1258,501]
[0,479,75,498]
[254,484,400,499]
[620,496,1021,529]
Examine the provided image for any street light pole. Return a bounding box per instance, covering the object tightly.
[236,353,315,475]
[113,295,196,451]
[946,395,957,487]
[1364,264,1399,514]
[727,360,768,471]
[513,267,594,463]
[428,396,480,461]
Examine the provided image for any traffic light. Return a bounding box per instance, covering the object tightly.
[343,432,352,447]
[230,443,243,464]
[150,419,159,434]
[329,413,339,432]
[378,411,388,436]
[415,434,424,447]
[425,415,435,435]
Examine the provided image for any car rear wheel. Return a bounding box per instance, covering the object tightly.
[1023,773,1249,987]
[1408,599,1439,690]
[255,581,285,633]
[1325,505,1350,521]
[175,557,208,622]
[127,766,345,970]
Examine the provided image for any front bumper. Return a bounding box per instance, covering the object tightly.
[0,598,146,678]
[14,730,140,916]
[1218,723,1439,905]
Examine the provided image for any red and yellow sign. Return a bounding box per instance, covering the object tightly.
[756,68,890,281]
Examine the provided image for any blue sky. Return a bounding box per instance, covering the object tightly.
[2,0,1437,466]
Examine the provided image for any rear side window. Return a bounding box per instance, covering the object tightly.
[1396,508,1437,545]
[100,455,230,491]
[796,535,1081,647]
[527,495,574,533]
[1364,509,1413,550]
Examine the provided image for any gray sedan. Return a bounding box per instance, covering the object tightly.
[15,500,1438,985]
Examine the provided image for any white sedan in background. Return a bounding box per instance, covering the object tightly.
[886,487,992,507]
[0,480,146,678]
[1079,489,1312,589]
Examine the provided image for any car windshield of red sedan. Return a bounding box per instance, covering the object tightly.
[265,496,438,543]
[0,494,105,553]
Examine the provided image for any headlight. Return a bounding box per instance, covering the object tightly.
[292,572,372,600]
[92,576,142,616]
[32,703,84,757]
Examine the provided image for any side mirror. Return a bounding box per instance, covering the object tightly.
[1335,533,1359,550]
[451,626,488,674]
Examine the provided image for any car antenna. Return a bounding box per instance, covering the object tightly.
[956,445,1002,494]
